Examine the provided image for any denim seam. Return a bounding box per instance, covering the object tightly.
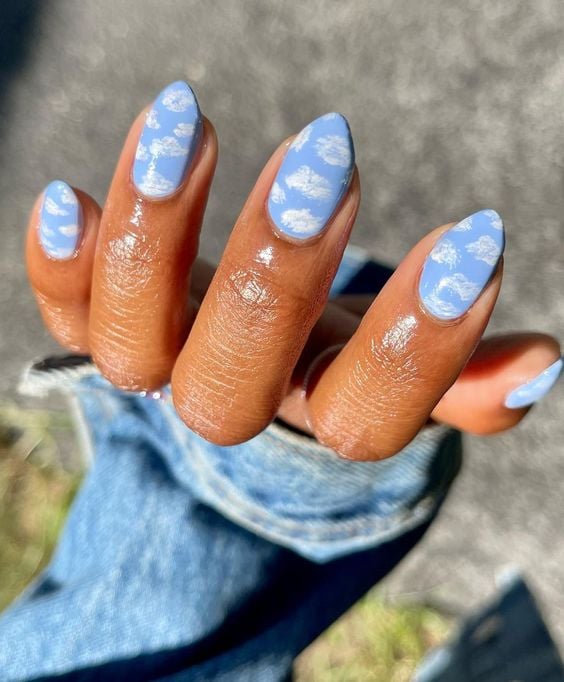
[161,401,457,553]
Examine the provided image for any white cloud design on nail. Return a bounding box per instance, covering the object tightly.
[429,239,460,268]
[483,209,503,230]
[423,291,460,318]
[436,272,481,301]
[58,224,80,237]
[44,196,69,216]
[174,122,195,138]
[290,124,312,152]
[162,88,194,112]
[146,109,160,129]
[322,113,339,120]
[50,246,74,259]
[149,136,188,158]
[284,165,332,200]
[135,142,149,161]
[465,234,502,266]
[138,167,175,196]
[40,223,55,237]
[280,208,323,235]
[270,182,286,204]
[315,134,351,167]
[59,185,77,205]
[453,216,473,232]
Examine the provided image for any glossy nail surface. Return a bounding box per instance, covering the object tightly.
[419,209,505,320]
[39,180,82,259]
[132,80,202,199]
[505,357,563,409]
[267,113,355,240]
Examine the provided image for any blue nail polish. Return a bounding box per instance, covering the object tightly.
[39,180,83,259]
[505,357,563,409]
[132,80,202,199]
[419,209,505,320]
[267,113,355,240]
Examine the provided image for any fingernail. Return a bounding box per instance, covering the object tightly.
[419,209,505,320]
[39,180,83,259]
[132,80,202,199]
[505,357,563,409]
[267,112,355,240]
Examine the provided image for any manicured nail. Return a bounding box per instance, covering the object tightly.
[267,112,355,240]
[419,209,505,320]
[504,357,563,409]
[39,180,83,259]
[132,80,202,199]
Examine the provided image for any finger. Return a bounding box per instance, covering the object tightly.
[89,81,218,391]
[26,181,101,352]
[172,114,358,444]
[433,332,562,433]
[308,210,505,460]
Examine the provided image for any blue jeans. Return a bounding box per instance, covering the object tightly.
[0,249,561,681]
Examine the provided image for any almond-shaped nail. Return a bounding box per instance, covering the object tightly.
[267,113,355,240]
[132,80,202,199]
[419,209,505,320]
[39,180,83,259]
[505,357,563,409]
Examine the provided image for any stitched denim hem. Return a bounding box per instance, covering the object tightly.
[21,359,461,563]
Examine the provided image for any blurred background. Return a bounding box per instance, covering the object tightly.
[0,0,563,677]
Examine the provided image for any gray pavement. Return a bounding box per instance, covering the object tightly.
[1,0,563,644]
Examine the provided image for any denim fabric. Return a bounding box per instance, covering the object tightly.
[0,248,463,681]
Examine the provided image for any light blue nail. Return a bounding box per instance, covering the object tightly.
[505,357,563,409]
[419,209,505,320]
[267,113,355,240]
[39,180,82,259]
[132,80,202,199]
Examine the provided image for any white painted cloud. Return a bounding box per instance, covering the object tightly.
[59,185,77,205]
[280,208,323,235]
[162,88,194,112]
[149,136,188,158]
[315,134,351,167]
[465,234,502,266]
[146,109,160,129]
[138,167,175,196]
[284,165,332,200]
[40,223,55,237]
[290,124,312,152]
[173,122,195,138]
[50,246,74,259]
[483,209,503,230]
[58,224,80,238]
[135,142,149,161]
[270,181,286,204]
[322,113,339,121]
[423,291,460,318]
[429,238,460,268]
[453,216,473,232]
[44,196,69,216]
[436,272,481,301]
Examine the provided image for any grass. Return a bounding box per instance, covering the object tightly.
[0,403,451,679]
[0,403,80,611]
[295,593,451,681]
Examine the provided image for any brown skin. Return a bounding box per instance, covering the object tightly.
[172,141,361,444]
[89,111,218,391]
[25,97,562,460]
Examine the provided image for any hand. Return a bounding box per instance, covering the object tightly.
[26,81,562,459]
